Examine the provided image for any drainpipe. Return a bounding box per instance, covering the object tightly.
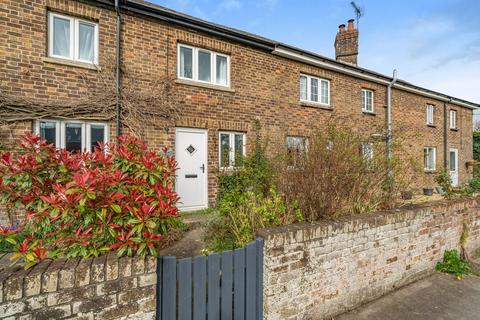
[444,98,452,169]
[386,69,397,191]
[115,0,122,144]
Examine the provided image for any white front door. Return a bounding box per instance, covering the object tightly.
[175,128,208,211]
[449,148,458,187]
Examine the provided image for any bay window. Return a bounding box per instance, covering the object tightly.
[48,12,99,64]
[299,74,330,105]
[35,120,108,153]
[178,44,230,87]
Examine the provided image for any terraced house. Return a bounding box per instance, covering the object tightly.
[0,0,478,213]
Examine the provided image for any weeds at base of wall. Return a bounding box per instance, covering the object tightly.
[436,250,473,279]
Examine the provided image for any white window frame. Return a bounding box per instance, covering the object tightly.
[299,74,330,106]
[218,131,246,169]
[450,110,457,129]
[48,12,99,64]
[177,43,230,87]
[426,104,434,125]
[423,147,436,171]
[34,119,108,152]
[361,89,374,113]
[361,143,374,161]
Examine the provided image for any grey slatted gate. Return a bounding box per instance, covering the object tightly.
[156,238,263,320]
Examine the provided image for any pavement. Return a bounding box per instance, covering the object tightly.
[337,273,480,320]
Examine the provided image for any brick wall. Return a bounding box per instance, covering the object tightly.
[0,254,157,319]
[0,0,474,209]
[259,197,480,320]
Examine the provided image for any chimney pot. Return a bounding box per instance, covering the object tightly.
[338,24,346,32]
[347,19,355,31]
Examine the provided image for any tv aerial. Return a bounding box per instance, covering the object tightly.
[350,1,364,31]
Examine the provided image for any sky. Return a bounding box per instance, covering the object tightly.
[152,0,480,118]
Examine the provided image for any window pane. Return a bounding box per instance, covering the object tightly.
[234,134,244,166]
[39,121,57,146]
[321,80,329,104]
[53,16,71,57]
[310,78,318,102]
[216,55,228,85]
[65,123,82,152]
[90,124,105,152]
[198,51,211,82]
[179,46,193,79]
[220,133,230,167]
[78,22,95,62]
[449,152,456,171]
[300,76,307,100]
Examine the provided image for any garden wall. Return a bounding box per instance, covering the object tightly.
[259,197,480,320]
[0,254,157,319]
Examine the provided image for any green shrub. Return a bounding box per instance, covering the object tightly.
[435,169,454,198]
[436,249,472,279]
[469,177,480,193]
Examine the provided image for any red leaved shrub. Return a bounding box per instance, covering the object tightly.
[0,133,178,268]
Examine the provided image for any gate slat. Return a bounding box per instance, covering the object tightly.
[256,239,264,320]
[221,250,234,319]
[233,248,245,320]
[245,242,257,319]
[207,253,221,320]
[162,256,177,320]
[178,258,192,320]
[193,256,207,320]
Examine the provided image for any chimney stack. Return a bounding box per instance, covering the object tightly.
[334,19,358,66]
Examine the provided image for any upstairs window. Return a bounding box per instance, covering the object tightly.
[178,44,230,87]
[361,89,374,113]
[48,12,98,64]
[219,132,245,169]
[35,120,108,153]
[299,75,330,105]
[426,104,434,125]
[424,147,436,171]
[450,110,457,129]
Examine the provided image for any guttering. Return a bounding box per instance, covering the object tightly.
[121,0,275,51]
[273,47,479,109]
[115,0,121,142]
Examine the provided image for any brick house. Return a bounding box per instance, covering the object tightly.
[0,0,478,213]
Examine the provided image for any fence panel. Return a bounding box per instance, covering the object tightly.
[156,238,263,320]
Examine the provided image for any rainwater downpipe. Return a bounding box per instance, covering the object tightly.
[115,0,121,144]
[386,69,397,189]
[444,98,452,169]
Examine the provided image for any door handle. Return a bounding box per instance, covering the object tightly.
[200,164,205,173]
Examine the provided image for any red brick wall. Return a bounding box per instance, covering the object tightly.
[0,0,474,210]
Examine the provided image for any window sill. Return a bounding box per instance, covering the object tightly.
[450,128,458,131]
[362,110,376,116]
[424,170,437,174]
[175,79,235,93]
[300,101,333,110]
[427,124,436,128]
[43,57,100,71]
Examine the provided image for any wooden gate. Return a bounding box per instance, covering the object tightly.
[156,238,264,320]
